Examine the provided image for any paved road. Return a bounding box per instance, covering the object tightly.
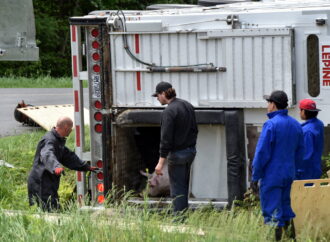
[0,88,89,137]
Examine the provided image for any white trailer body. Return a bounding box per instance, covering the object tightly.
[70,0,330,207]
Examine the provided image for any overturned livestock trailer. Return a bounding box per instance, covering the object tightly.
[69,0,330,207]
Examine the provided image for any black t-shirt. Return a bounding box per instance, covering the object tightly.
[160,98,198,158]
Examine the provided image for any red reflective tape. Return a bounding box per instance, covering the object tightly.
[73,55,78,77]
[76,125,81,147]
[74,90,79,112]
[135,34,140,54]
[77,171,82,182]
[136,72,141,91]
[71,25,76,42]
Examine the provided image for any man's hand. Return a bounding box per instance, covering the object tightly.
[89,166,98,173]
[54,167,64,176]
[155,157,166,176]
[250,181,259,194]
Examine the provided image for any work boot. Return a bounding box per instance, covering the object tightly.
[284,220,296,241]
[275,226,283,241]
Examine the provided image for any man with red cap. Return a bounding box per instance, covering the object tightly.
[297,99,324,179]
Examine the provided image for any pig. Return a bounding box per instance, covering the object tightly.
[140,160,170,197]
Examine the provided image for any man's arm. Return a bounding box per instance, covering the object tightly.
[156,109,175,175]
[159,109,175,158]
[295,129,305,179]
[155,157,166,175]
[61,147,91,171]
[252,122,274,182]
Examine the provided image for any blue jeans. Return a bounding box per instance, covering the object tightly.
[168,147,196,213]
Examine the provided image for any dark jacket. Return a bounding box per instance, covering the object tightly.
[296,117,324,179]
[27,128,90,209]
[160,98,198,158]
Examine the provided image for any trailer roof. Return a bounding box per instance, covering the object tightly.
[87,0,330,17]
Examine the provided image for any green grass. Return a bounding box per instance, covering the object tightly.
[0,206,273,242]
[0,128,88,210]
[1,131,330,241]
[0,76,88,88]
[0,200,329,241]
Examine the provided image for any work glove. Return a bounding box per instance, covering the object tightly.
[250,181,259,194]
[54,167,64,176]
[89,166,98,173]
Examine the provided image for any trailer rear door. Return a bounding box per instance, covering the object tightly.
[110,27,295,108]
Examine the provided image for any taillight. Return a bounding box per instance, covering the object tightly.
[92,53,100,61]
[95,124,102,133]
[94,100,102,109]
[97,195,105,204]
[93,64,100,73]
[97,183,104,192]
[96,160,103,168]
[97,172,104,180]
[92,41,100,49]
[94,112,102,121]
[91,28,99,38]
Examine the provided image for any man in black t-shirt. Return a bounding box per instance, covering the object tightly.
[152,81,198,214]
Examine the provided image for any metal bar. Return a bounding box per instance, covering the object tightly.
[71,24,87,205]
[224,110,247,208]
[148,66,226,72]
[198,28,292,39]
[100,23,113,198]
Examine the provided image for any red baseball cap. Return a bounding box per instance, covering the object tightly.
[299,99,321,111]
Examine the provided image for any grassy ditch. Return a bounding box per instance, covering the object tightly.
[0,76,87,88]
[1,131,330,241]
[0,129,83,210]
[0,198,329,241]
[0,206,274,242]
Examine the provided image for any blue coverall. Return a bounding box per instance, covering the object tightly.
[296,117,324,179]
[252,109,304,227]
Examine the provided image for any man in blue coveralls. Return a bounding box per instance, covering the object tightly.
[296,99,324,179]
[251,90,304,241]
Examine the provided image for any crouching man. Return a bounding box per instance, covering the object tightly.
[28,117,96,211]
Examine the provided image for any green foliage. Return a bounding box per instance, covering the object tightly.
[0,0,197,77]
[0,131,45,210]
[322,152,330,178]
[0,76,87,88]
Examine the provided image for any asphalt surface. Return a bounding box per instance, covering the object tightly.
[0,88,89,137]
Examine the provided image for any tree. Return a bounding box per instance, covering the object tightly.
[0,0,197,77]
